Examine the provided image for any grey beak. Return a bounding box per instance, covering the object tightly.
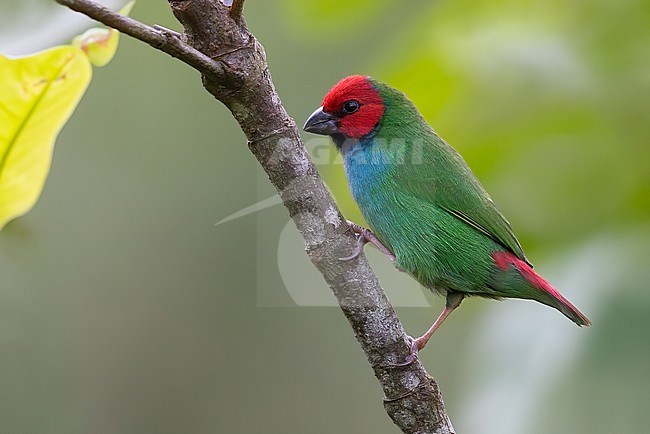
[303,106,339,135]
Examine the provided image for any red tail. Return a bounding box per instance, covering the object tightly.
[493,251,591,326]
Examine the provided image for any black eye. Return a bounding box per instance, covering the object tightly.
[342,100,360,114]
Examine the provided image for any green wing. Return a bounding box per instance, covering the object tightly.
[442,207,531,266]
[372,80,530,265]
[394,132,531,266]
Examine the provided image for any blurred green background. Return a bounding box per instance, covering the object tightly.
[1,0,649,432]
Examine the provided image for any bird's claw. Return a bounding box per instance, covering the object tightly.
[339,220,396,263]
[390,336,422,367]
[339,232,368,261]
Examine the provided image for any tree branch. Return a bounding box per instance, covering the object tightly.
[53,1,455,432]
[230,0,245,22]
[54,0,225,80]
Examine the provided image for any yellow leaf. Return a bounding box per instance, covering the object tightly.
[72,28,117,67]
[119,1,136,16]
[72,1,135,67]
[0,46,92,229]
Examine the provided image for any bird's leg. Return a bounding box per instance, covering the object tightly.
[392,291,464,367]
[339,220,396,263]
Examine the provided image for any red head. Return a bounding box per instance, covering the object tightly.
[304,75,385,139]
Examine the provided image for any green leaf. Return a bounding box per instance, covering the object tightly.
[0,46,92,229]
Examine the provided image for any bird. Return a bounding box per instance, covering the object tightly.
[303,75,590,364]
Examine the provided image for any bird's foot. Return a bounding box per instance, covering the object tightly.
[339,220,396,263]
[339,220,368,260]
[390,336,426,367]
